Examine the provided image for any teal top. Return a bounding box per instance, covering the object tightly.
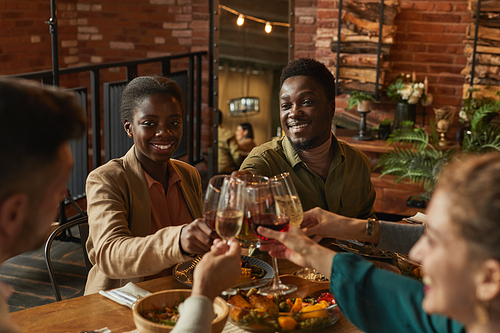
[330,253,466,333]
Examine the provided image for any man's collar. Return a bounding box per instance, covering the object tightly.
[281,136,302,168]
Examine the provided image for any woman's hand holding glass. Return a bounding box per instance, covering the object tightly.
[257,225,335,279]
[179,218,218,255]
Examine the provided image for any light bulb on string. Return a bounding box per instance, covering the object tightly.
[265,22,272,33]
[237,14,244,26]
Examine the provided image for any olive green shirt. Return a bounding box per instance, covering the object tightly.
[240,134,376,219]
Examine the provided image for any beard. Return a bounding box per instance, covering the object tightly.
[288,134,325,153]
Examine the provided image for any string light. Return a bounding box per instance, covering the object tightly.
[265,22,272,33]
[220,4,289,34]
[237,14,245,26]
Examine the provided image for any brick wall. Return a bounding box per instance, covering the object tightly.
[295,0,469,129]
[0,0,211,169]
[0,0,472,156]
[0,1,54,74]
[294,0,319,59]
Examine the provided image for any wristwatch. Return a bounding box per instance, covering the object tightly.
[366,218,376,237]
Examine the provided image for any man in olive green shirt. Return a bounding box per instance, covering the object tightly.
[240,58,376,219]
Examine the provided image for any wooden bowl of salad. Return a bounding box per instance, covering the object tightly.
[133,289,228,333]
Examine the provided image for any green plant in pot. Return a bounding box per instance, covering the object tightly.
[347,91,377,112]
[386,74,431,130]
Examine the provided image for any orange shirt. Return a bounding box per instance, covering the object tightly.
[143,163,194,234]
[143,163,194,280]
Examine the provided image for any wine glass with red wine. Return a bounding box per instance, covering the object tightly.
[245,179,297,295]
[203,175,226,230]
[215,176,246,243]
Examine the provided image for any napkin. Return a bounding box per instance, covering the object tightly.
[99,282,152,308]
[402,212,427,224]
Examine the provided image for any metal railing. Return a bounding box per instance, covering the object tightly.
[4,51,207,200]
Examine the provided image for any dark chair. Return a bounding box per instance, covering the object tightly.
[44,215,92,301]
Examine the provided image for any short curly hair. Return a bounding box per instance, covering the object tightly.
[280,58,336,103]
[120,75,184,123]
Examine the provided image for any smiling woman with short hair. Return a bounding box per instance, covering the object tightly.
[84,76,217,295]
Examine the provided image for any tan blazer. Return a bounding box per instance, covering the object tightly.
[84,147,202,294]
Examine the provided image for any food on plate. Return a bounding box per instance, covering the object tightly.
[294,268,329,282]
[227,295,253,321]
[248,294,279,313]
[335,239,387,258]
[227,288,339,332]
[141,301,182,326]
[393,253,422,281]
[236,260,266,284]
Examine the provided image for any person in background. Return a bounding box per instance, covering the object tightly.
[84,76,217,295]
[238,58,376,219]
[0,78,85,332]
[172,238,241,333]
[235,123,256,158]
[260,153,500,333]
[217,110,240,174]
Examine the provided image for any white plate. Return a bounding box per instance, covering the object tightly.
[173,255,273,287]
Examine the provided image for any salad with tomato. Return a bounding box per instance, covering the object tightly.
[227,289,339,332]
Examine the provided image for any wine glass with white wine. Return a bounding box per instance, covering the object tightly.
[274,173,325,281]
[216,176,246,243]
[272,172,303,228]
[203,175,226,230]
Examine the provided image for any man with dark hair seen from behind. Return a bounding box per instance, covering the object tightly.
[240,58,376,219]
[0,78,86,332]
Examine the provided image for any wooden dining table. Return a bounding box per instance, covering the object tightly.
[10,253,363,333]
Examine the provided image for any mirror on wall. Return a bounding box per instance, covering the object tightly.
[212,0,293,152]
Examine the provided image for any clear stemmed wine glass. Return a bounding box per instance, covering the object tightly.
[235,174,269,249]
[203,175,226,230]
[215,176,246,242]
[272,172,303,228]
[272,173,320,280]
[245,178,297,295]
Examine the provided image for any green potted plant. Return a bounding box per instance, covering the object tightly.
[347,91,377,112]
[386,74,432,130]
